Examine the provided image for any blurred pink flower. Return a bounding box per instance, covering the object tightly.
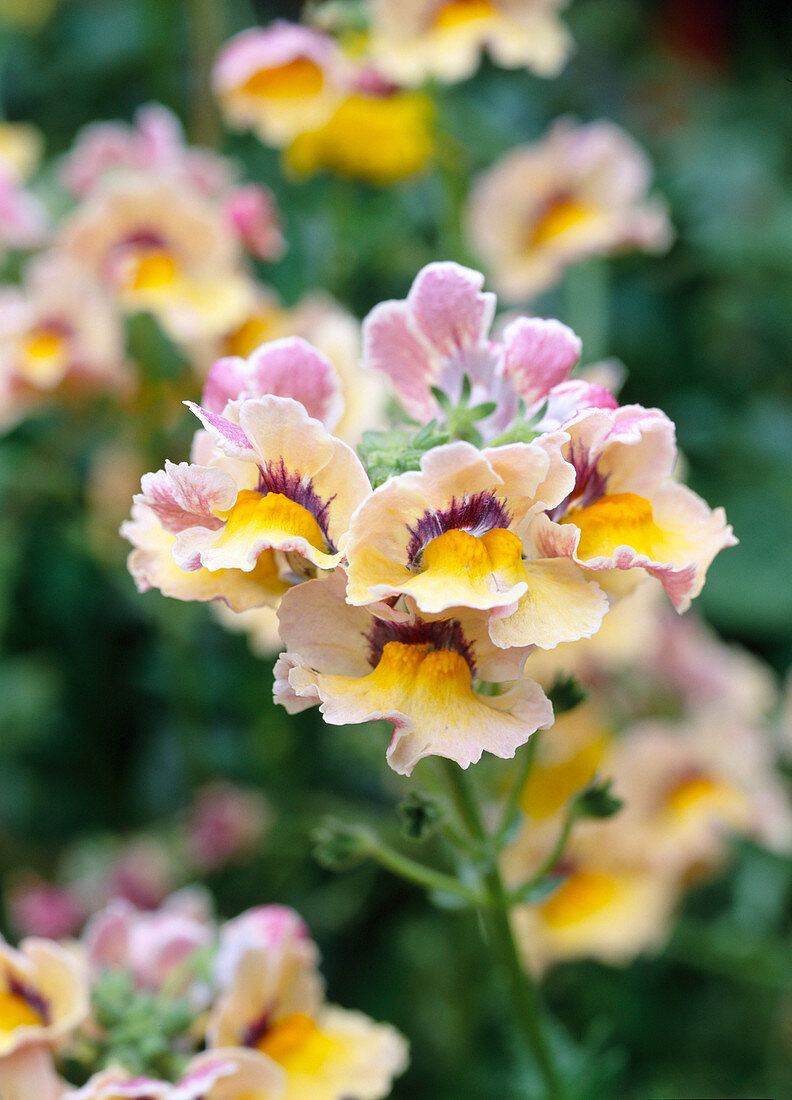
[185,782,271,872]
[60,103,232,199]
[7,875,84,940]
[82,893,213,992]
[223,184,285,262]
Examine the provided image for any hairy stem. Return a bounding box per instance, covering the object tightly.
[439,760,568,1100]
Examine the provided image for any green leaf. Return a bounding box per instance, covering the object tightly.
[573,778,623,820]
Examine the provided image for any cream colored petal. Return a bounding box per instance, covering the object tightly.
[488,557,608,650]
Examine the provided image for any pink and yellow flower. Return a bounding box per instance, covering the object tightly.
[529,404,736,611]
[214,906,320,994]
[212,24,347,147]
[58,175,254,343]
[343,437,609,651]
[362,261,590,438]
[467,118,673,299]
[275,567,552,774]
[605,717,792,879]
[208,898,407,1100]
[285,88,434,184]
[0,936,88,1058]
[216,292,384,446]
[123,390,371,610]
[0,251,128,430]
[368,0,573,86]
[504,815,679,972]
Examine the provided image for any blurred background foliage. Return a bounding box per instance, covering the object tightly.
[0,1,791,1097]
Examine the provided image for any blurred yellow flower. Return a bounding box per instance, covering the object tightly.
[285,92,433,184]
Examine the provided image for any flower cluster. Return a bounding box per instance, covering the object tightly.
[124,260,735,777]
[501,580,791,972]
[0,104,285,430]
[0,895,407,1100]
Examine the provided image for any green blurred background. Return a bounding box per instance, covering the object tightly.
[1,1,792,1097]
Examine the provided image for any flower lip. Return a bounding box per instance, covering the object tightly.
[546,443,609,521]
[120,228,169,250]
[256,456,337,553]
[242,1005,273,1049]
[5,970,51,1026]
[365,617,476,677]
[406,490,512,566]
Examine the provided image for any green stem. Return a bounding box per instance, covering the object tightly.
[187,0,224,147]
[365,834,485,906]
[509,804,577,905]
[493,733,542,848]
[439,761,567,1100]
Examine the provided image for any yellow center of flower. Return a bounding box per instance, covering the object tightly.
[224,310,283,359]
[529,198,598,248]
[663,774,747,827]
[217,489,327,553]
[257,1013,335,1074]
[19,326,68,387]
[521,735,609,821]
[562,493,664,560]
[433,0,496,30]
[286,92,433,184]
[540,871,620,929]
[129,249,179,291]
[421,526,524,584]
[0,989,43,1032]
[241,57,325,99]
[369,641,474,701]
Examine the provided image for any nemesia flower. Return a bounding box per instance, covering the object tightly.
[122,497,291,613]
[367,0,573,86]
[65,1049,284,1100]
[275,568,553,774]
[201,338,346,435]
[504,814,679,972]
[343,438,609,651]
[362,261,612,440]
[185,782,271,872]
[58,175,254,343]
[212,24,347,146]
[223,183,286,261]
[60,103,233,200]
[0,935,88,1058]
[467,118,674,299]
[155,392,369,570]
[7,875,85,940]
[529,404,737,611]
[82,895,213,993]
[214,905,319,993]
[0,251,128,430]
[605,717,792,878]
[208,901,407,1100]
[217,291,383,446]
[285,88,434,184]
